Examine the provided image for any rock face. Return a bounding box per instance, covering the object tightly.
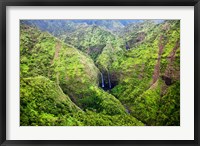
[20,20,180,126]
[110,20,180,126]
[163,40,180,84]
[152,35,166,85]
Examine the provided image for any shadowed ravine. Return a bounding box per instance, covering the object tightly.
[20,20,180,126]
[99,71,116,91]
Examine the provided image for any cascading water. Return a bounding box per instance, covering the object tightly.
[100,73,105,88]
[107,71,112,89]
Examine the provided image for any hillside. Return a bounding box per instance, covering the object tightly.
[20,24,144,126]
[20,20,180,126]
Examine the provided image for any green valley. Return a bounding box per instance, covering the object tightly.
[20,20,180,126]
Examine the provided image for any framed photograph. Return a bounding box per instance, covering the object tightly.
[0,0,199,145]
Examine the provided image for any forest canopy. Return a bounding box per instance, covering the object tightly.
[20,19,180,126]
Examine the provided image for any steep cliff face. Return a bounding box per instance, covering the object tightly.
[64,25,121,61]
[21,25,98,98]
[20,20,180,126]
[20,24,134,126]
[110,20,180,125]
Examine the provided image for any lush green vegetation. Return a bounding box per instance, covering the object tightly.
[20,20,180,126]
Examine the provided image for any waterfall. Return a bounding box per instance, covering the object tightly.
[100,73,105,88]
[107,71,112,89]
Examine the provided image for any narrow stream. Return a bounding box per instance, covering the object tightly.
[107,71,112,89]
[100,73,105,88]
[99,71,117,90]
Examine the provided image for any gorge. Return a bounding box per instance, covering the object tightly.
[20,20,180,126]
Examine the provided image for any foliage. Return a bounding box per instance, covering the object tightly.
[20,20,180,126]
[20,76,143,126]
[20,76,82,126]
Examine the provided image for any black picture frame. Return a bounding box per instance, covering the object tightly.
[0,0,199,146]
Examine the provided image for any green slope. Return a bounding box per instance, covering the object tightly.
[20,24,144,126]
[20,20,180,126]
[20,76,144,126]
[64,25,122,60]
[110,20,180,125]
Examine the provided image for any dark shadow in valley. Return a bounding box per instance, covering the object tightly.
[99,71,118,91]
